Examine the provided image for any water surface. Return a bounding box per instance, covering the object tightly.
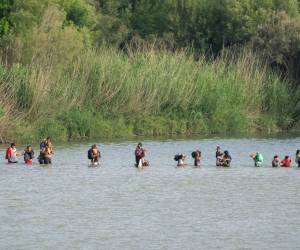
[1,136,300,250]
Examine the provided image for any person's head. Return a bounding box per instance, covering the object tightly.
[296,150,300,155]
[11,143,16,148]
[274,155,279,159]
[27,145,32,151]
[137,142,143,147]
[46,137,51,142]
[92,144,97,149]
[216,146,220,151]
[285,155,289,160]
[224,150,229,156]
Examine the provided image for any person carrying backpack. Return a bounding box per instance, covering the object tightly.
[88,144,101,165]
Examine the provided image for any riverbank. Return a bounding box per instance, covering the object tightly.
[0,47,294,143]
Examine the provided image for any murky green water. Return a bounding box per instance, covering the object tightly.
[1,135,300,249]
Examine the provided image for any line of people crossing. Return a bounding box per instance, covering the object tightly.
[3,140,300,168]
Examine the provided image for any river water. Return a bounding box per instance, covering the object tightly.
[1,135,300,250]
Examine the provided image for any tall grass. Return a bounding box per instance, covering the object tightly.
[0,46,293,142]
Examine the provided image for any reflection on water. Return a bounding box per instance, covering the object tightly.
[1,135,300,250]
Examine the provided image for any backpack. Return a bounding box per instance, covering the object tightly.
[191,151,196,158]
[174,154,180,161]
[88,149,93,160]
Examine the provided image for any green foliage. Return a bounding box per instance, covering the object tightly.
[63,0,97,28]
[0,0,299,142]
[36,119,68,141]
[253,11,300,84]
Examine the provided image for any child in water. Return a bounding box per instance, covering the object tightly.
[250,152,263,167]
[280,156,292,167]
[24,145,34,164]
[272,155,281,167]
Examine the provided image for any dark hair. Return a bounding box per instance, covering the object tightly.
[296,150,300,155]
[46,137,51,140]
[285,155,289,159]
[138,142,143,147]
[274,155,279,159]
[224,150,229,155]
[92,144,97,149]
[11,143,15,147]
[27,145,32,150]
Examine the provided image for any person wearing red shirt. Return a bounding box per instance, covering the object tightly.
[281,156,292,167]
[5,143,19,163]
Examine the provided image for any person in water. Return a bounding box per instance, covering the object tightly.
[176,154,187,167]
[6,143,20,163]
[280,156,292,167]
[216,146,223,166]
[24,145,34,164]
[192,150,202,166]
[295,150,300,168]
[250,152,263,167]
[39,137,53,164]
[216,150,232,167]
[88,144,101,164]
[138,154,149,168]
[221,150,232,167]
[135,142,146,167]
[272,155,281,167]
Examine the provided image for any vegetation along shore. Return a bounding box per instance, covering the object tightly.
[1,0,300,142]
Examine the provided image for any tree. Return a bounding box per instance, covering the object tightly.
[253,11,300,85]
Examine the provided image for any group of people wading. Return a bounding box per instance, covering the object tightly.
[174,146,232,167]
[5,137,53,165]
[4,140,300,168]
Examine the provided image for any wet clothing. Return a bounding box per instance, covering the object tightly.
[39,146,52,165]
[254,153,263,167]
[272,158,280,167]
[24,150,34,164]
[135,147,145,166]
[91,149,101,163]
[194,159,201,166]
[281,158,292,167]
[7,147,18,163]
[216,150,223,159]
[178,158,185,166]
[194,151,201,166]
